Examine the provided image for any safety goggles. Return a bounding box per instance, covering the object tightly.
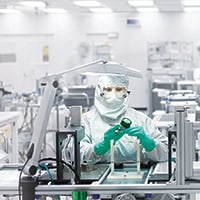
[103,86,126,93]
[98,85,130,99]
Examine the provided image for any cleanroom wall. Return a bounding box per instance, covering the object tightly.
[0,12,200,108]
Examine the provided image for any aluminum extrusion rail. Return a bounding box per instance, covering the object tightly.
[35,183,200,196]
[0,187,18,195]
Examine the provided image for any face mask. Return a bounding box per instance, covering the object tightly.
[95,89,129,123]
[104,93,124,108]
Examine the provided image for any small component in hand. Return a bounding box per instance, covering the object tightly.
[120,117,132,128]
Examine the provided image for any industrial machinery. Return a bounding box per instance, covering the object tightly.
[3,60,200,200]
[147,41,194,116]
[1,104,199,200]
[13,60,143,200]
[62,86,95,112]
[161,90,198,114]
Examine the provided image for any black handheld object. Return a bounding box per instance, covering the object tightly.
[120,117,132,129]
[114,117,132,135]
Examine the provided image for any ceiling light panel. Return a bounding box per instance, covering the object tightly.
[2,0,200,14]
[182,0,200,6]
[184,7,200,12]
[0,8,20,14]
[73,1,101,7]
[18,1,46,8]
[128,0,154,7]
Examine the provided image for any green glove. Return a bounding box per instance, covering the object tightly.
[125,126,156,152]
[94,124,125,155]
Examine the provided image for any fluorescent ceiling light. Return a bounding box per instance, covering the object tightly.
[184,7,200,12]
[89,7,113,13]
[73,1,101,7]
[0,8,20,14]
[18,1,46,8]
[136,7,159,12]
[43,8,67,13]
[182,0,200,6]
[128,0,154,7]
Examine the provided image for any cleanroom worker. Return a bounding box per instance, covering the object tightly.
[80,75,168,164]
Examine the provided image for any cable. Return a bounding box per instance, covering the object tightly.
[38,157,80,183]
[39,163,61,200]
[39,163,54,184]
[40,157,80,182]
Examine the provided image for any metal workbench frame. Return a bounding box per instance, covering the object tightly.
[34,183,200,195]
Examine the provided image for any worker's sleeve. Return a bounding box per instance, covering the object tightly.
[80,114,108,164]
[141,116,168,162]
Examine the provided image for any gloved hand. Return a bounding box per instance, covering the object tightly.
[94,125,125,155]
[125,126,156,152]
